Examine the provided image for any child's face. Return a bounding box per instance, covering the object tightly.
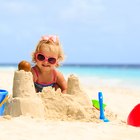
[35,46,58,71]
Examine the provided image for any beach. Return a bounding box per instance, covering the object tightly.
[0,68,140,140]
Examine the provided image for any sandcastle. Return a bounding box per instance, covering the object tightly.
[4,70,116,122]
[39,74,98,121]
[5,70,45,118]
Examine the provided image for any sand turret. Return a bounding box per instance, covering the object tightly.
[5,70,45,118]
[67,74,92,107]
[13,70,36,98]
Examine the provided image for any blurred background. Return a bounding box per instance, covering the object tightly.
[0,0,140,65]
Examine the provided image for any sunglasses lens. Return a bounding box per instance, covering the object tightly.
[48,58,56,64]
[37,54,45,61]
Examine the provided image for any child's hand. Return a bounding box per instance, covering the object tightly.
[18,60,31,72]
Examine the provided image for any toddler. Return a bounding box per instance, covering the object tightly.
[31,35,67,93]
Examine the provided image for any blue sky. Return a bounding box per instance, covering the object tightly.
[0,0,140,64]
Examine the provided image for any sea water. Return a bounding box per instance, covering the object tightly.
[0,64,140,88]
[59,65,140,79]
[58,65,140,88]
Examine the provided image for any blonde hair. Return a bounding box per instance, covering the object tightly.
[32,36,65,67]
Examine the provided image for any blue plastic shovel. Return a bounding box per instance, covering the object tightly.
[98,92,109,122]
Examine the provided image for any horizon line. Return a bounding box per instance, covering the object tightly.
[1,63,140,68]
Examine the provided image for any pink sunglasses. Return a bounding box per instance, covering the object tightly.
[35,53,57,64]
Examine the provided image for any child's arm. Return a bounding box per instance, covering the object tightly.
[56,71,67,93]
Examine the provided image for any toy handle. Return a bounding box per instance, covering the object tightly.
[0,95,8,107]
[98,92,105,119]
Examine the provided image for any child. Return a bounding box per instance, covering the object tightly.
[31,35,67,93]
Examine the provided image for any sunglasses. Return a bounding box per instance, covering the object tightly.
[35,53,57,64]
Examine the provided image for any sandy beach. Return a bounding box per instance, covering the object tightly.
[0,69,140,140]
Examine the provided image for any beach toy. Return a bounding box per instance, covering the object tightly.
[98,92,109,122]
[0,89,8,116]
[127,104,140,127]
[18,60,31,72]
[92,99,106,110]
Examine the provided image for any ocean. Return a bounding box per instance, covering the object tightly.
[0,64,140,88]
[59,64,140,88]
[59,64,140,79]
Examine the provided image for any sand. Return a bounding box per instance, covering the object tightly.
[0,69,140,140]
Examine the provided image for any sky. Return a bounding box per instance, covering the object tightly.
[0,0,140,65]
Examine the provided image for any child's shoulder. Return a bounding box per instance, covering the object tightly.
[54,69,65,80]
[31,66,39,81]
[54,69,63,75]
[31,66,37,73]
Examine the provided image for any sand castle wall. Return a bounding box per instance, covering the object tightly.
[5,71,116,122]
[5,70,45,118]
[67,74,93,107]
[13,70,36,98]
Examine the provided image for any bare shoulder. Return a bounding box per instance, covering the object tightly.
[31,67,37,82]
[55,70,65,81]
[55,70,64,76]
[31,67,35,75]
